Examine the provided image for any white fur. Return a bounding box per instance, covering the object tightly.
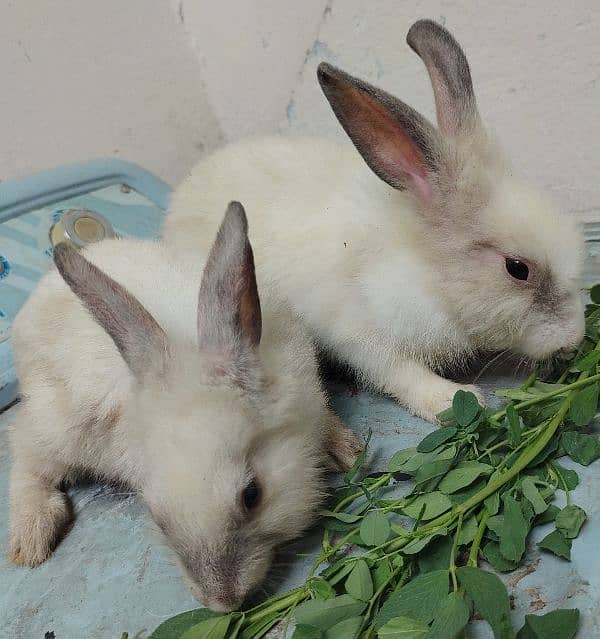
[8,232,362,612]
[163,52,585,423]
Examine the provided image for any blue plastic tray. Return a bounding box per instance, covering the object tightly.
[0,160,171,409]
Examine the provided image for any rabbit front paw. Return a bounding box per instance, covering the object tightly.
[9,481,72,567]
[406,380,484,424]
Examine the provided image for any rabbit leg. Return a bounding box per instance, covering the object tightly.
[323,411,365,472]
[380,358,483,423]
[9,461,72,567]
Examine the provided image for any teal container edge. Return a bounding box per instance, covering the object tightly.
[0,159,173,410]
[0,159,172,223]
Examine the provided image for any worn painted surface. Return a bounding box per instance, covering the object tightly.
[282,1,600,223]
[1,1,600,223]
[1,367,599,638]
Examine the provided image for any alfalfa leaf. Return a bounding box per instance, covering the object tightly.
[345,560,373,602]
[537,529,572,560]
[452,390,480,427]
[360,511,390,547]
[457,566,515,639]
[374,570,449,629]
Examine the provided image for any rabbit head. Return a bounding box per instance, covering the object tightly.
[317,19,584,362]
[53,202,327,612]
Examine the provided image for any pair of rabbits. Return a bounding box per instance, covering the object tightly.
[9,20,585,612]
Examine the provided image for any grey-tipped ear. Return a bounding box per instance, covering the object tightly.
[407,19,479,137]
[53,243,169,381]
[197,201,262,359]
[317,62,440,204]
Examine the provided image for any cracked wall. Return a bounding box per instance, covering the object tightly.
[1,0,599,221]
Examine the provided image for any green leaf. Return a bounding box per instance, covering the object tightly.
[291,626,323,639]
[568,382,599,426]
[294,595,367,630]
[388,449,427,475]
[320,511,361,523]
[323,562,356,587]
[535,504,560,525]
[495,389,535,401]
[324,616,363,639]
[403,492,452,521]
[417,427,458,453]
[418,536,453,573]
[521,477,548,515]
[438,461,493,494]
[457,566,515,639]
[452,390,480,427]
[591,284,600,303]
[436,406,455,423]
[516,608,579,639]
[555,505,587,539]
[484,472,502,515]
[149,609,218,639]
[561,431,600,465]
[551,463,580,490]
[402,530,447,555]
[414,459,455,491]
[360,511,390,547]
[482,541,517,572]
[377,616,429,639]
[571,350,600,371]
[308,577,336,600]
[426,591,470,639]
[506,405,522,446]
[373,559,393,591]
[499,495,529,562]
[374,570,450,629]
[457,515,478,546]
[180,614,232,639]
[345,560,373,602]
[537,529,572,560]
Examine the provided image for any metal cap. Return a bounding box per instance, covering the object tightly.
[50,208,116,249]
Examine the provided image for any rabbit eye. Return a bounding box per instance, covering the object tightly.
[242,480,260,511]
[505,258,529,281]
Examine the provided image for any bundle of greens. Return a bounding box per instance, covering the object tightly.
[143,290,600,639]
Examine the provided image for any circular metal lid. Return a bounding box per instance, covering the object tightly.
[50,209,116,249]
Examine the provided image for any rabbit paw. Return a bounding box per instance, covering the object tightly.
[9,484,72,567]
[407,381,484,424]
[324,412,365,472]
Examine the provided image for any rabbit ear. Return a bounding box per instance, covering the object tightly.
[318,62,440,205]
[53,243,169,381]
[407,19,480,137]
[197,201,262,362]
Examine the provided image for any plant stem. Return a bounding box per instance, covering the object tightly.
[449,512,463,591]
[468,510,490,567]
[491,372,600,420]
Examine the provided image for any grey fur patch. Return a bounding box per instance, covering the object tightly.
[197,202,262,354]
[407,19,479,136]
[53,243,169,381]
[196,202,263,391]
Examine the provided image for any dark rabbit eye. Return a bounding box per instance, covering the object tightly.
[242,481,260,510]
[505,258,529,281]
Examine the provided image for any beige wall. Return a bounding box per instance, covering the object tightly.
[1,1,599,222]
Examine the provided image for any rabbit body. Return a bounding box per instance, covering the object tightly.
[9,206,362,611]
[163,21,585,421]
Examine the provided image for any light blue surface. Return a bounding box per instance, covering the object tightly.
[1,371,599,638]
[0,160,171,410]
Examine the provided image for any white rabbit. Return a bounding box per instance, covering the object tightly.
[163,19,585,422]
[8,202,362,612]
